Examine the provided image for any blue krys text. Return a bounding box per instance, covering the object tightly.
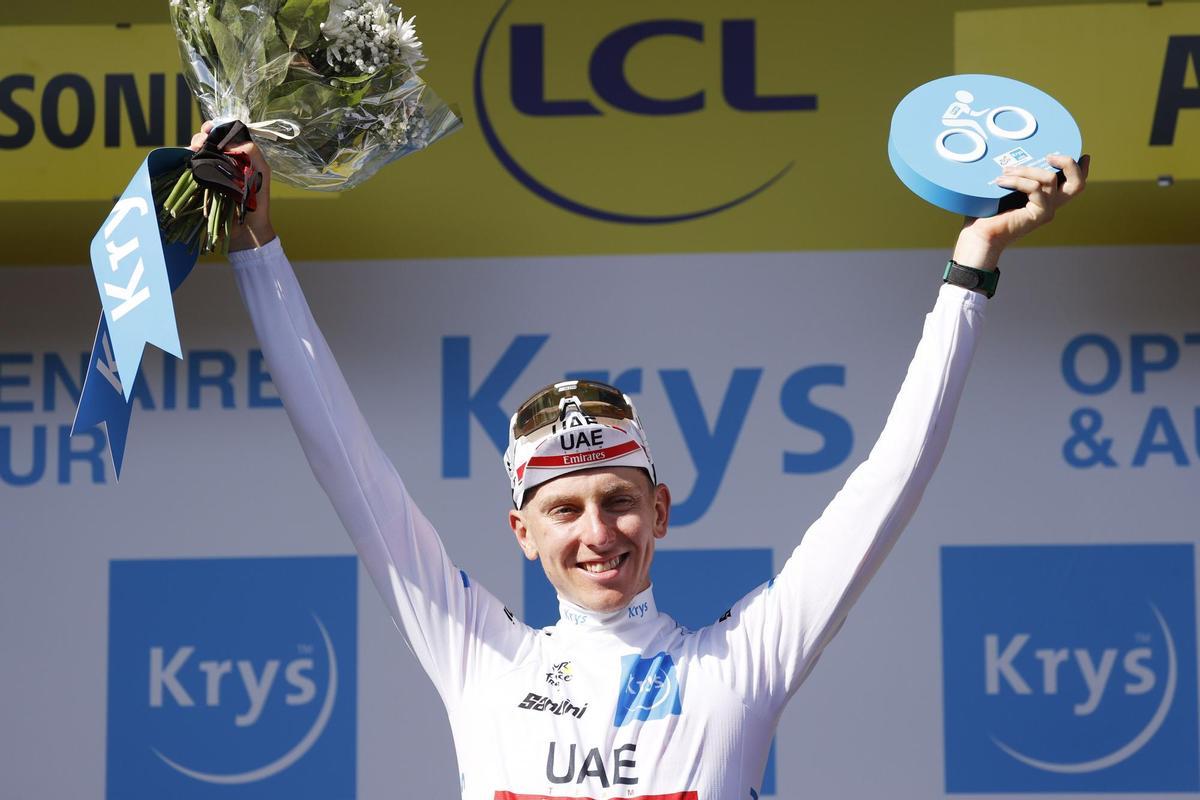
[442,335,854,525]
[0,349,280,486]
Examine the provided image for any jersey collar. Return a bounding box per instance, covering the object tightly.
[555,585,660,634]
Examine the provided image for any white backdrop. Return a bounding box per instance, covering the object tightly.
[2,244,1198,799]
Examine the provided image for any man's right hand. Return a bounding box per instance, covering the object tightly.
[189,121,276,251]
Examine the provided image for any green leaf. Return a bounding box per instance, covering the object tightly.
[332,72,374,86]
[218,0,247,40]
[205,11,243,82]
[258,18,293,93]
[276,0,330,50]
[265,79,348,117]
[262,17,289,65]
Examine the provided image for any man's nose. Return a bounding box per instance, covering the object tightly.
[579,505,616,549]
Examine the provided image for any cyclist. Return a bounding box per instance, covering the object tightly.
[942,89,989,137]
[198,122,1088,798]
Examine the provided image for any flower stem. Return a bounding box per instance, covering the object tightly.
[163,169,192,211]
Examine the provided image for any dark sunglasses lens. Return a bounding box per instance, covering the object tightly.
[513,383,632,438]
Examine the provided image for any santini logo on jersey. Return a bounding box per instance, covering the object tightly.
[519,692,588,719]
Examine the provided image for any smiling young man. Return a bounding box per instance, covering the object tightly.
[206,120,1088,798]
[512,464,669,613]
[505,381,671,616]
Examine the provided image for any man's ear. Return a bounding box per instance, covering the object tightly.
[509,509,539,561]
[652,483,671,540]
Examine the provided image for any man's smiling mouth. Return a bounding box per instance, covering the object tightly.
[579,554,628,574]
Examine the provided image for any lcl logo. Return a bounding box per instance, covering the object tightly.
[475,1,818,223]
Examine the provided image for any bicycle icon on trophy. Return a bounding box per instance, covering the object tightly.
[935,90,1038,164]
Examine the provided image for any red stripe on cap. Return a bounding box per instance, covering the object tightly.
[524,439,643,472]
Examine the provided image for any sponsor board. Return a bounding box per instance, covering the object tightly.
[1059,331,1200,469]
[0,25,325,202]
[0,348,282,487]
[474,1,813,224]
[941,544,1199,793]
[955,3,1200,183]
[106,556,357,799]
[3,1,1197,266]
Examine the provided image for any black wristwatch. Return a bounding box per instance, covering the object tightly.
[943,260,999,299]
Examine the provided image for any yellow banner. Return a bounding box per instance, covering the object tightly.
[1,1,1197,265]
[955,3,1200,183]
[0,25,321,201]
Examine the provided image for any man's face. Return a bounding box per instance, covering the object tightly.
[509,467,671,613]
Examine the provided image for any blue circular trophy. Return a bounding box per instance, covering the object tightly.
[888,74,1082,217]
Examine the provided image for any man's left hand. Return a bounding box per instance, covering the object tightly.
[952,153,1091,270]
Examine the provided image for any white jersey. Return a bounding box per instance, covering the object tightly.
[230,240,986,800]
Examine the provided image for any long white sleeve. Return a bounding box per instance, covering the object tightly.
[229,239,533,711]
[696,283,987,711]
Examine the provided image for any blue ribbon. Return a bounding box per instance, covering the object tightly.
[72,148,199,479]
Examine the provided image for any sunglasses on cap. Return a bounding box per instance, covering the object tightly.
[512,380,636,439]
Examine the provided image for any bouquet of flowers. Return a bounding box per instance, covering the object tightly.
[71,0,460,478]
[160,0,460,251]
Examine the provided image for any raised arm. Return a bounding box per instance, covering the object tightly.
[696,279,983,709]
[699,155,1091,711]
[204,127,533,710]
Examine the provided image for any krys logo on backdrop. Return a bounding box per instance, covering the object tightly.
[941,544,1200,794]
[443,335,855,525]
[3,338,856,530]
[474,0,818,223]
[107,556,357,799]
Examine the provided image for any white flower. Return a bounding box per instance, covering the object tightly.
[395,12,424,66]
[320,0,356,39]
[320,0,426,75]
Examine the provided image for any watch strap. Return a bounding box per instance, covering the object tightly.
[943,260,999,298]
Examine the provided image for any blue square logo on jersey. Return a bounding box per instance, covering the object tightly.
[941,544,1199,793]
[614,651,682,725]
[107,556,357,800]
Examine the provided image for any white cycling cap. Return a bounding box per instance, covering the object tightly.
[503,380,656,508]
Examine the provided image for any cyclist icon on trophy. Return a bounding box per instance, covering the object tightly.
[936,89,1038,164]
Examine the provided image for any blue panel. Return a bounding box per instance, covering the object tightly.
[649,548,773,630]
[941,544,1198,793]
[107,556,357,799]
